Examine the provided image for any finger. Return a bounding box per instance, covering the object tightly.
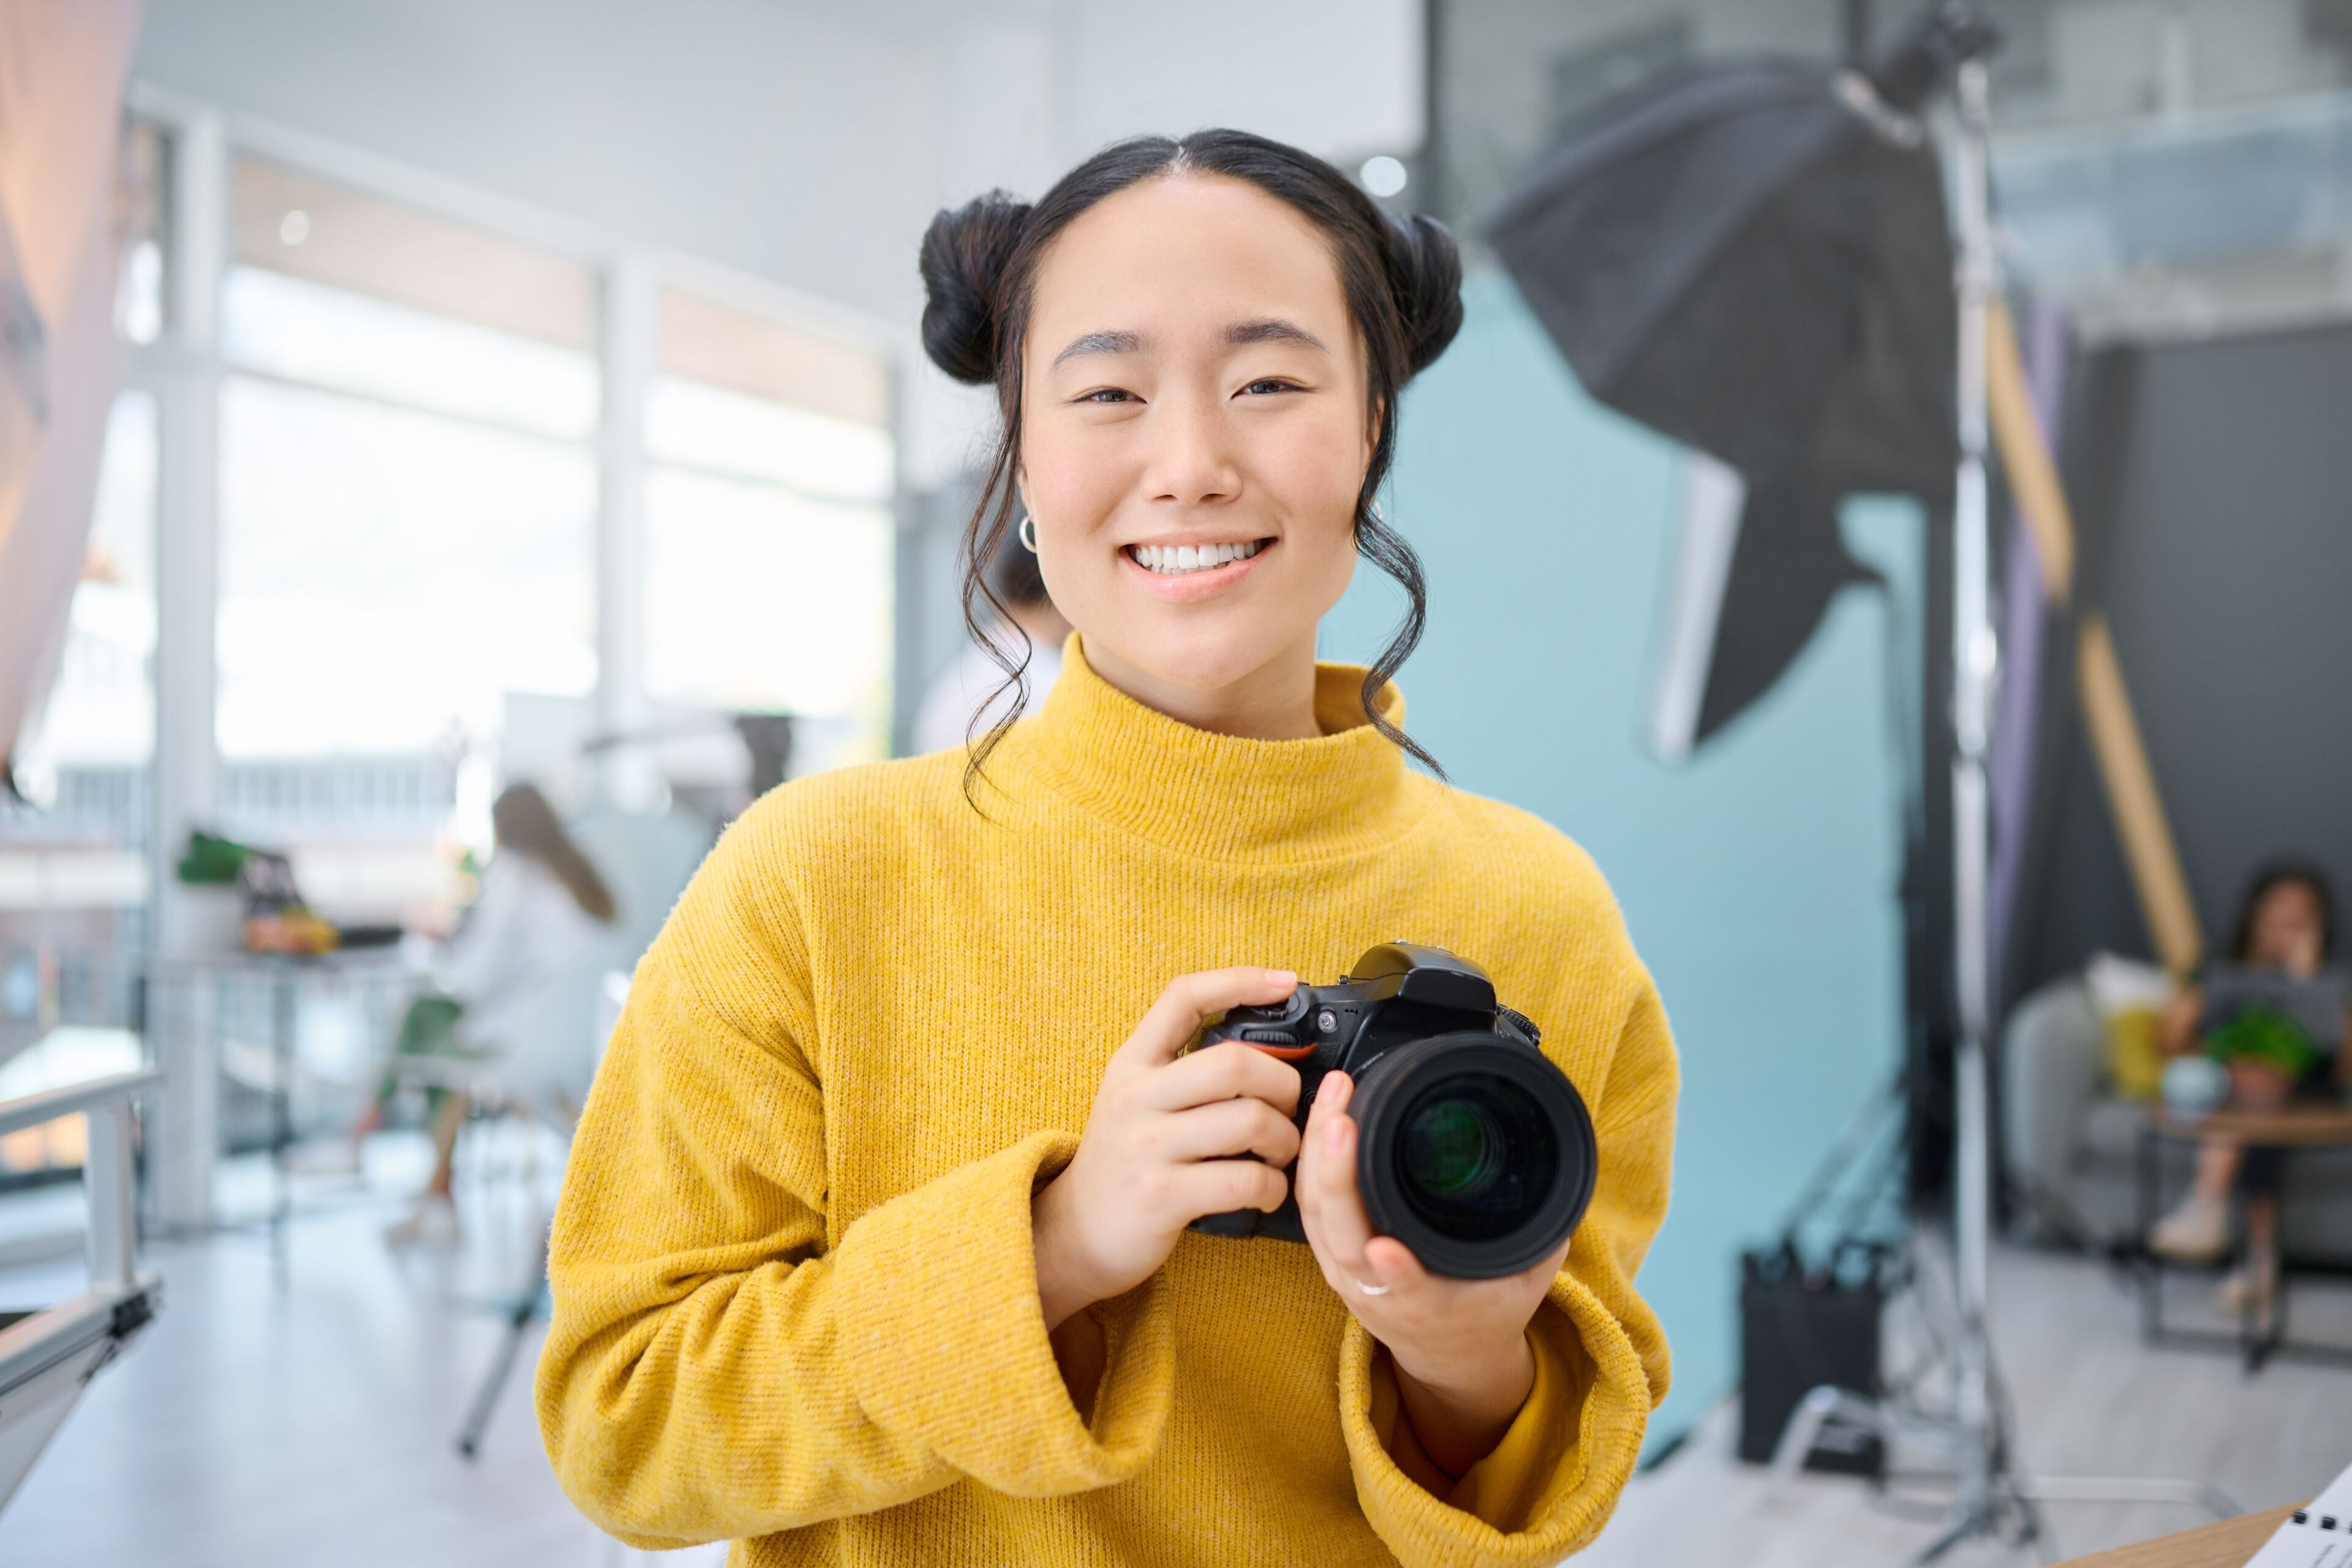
[1115,968,1297,1069]
[1144,1040,1303,1115]
[1308,1104,1377,1276]
[1151,1096,1303,1167]
[1294,1070,1347,1228]
[1174,1153,1291,1218]
[1362,1235,1432,1292]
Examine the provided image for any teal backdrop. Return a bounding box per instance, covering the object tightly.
[1321,271,1924,1446]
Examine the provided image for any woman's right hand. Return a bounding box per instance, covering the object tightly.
[1032,968,1305,1332]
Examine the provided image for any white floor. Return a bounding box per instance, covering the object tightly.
[1586,1243,2352,1567]
[0,1137,2346,1567]
[0,1130,722,1568]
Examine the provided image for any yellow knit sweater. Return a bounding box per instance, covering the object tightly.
[536,640,1676,1567]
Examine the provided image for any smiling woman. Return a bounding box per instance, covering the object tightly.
[918,131,1461,775]
[537,129,1677,1568]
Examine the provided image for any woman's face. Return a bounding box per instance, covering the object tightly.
[1016,174,1371,701]
[2249,880,2326,975]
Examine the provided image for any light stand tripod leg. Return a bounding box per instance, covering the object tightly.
[455,1287,540,1459]
[1761,1385,1905,1505]
[1912,1508,1983,1566]
[2013,1476,2241,1520]
[456,1224,552,1460]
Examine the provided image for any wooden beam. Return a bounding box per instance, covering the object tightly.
[2076,615,2204,976]
[2054,1502,2298,1567]
[1987,298,2076,602]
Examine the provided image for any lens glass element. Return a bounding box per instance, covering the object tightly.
[1403,1099,1507,1199]
[1393,1072,1558,1241]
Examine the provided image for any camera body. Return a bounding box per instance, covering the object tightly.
[1188,943,1596,1279]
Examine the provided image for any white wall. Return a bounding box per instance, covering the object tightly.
[1062,0,1422,169]
[135,0,936,319]
[135,0,1423,324]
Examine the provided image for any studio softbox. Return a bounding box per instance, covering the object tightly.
[1488,45,1962,752]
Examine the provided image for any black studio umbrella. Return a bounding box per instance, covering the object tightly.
[1489,8,1996,748]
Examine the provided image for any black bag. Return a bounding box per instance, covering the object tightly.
[1736,1240,1887,1476]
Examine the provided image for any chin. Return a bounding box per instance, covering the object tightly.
[1104,614,1298,696]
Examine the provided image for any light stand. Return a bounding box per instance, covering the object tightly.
[1765,55,2239,1564]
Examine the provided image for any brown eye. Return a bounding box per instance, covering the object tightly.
[1241,379,1298,396]
[1081,388,1136,404]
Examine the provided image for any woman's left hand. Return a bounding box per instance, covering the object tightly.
[1295,1070,1571,1477]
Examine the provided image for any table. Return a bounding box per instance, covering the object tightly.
[143,949,431,1250]
[2138,1105,2352,1371]
[2056,1502,2300,1566]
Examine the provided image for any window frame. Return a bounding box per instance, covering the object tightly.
[118,81,906,882]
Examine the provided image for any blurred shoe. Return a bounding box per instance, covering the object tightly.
[384,1194,461,1251]
[2148,1191,2228,1262]
[2218,1257,2278,1317]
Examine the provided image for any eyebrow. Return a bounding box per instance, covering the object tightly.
[1048,318,1330,368]
[1052,329,1144,368]
[1226,317,1328,352]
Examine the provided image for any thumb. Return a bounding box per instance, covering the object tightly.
[1119,967,1298,1068]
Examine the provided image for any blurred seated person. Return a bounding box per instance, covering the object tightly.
[911,527,1071,754]
[369,783,618,1248]
[2147,860,2350,1305]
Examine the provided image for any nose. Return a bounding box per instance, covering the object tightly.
[1140,388,1241,510]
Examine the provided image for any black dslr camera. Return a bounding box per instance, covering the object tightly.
[1188,943,1596,1279]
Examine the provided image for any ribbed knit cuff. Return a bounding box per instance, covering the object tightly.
[833,1130,1174,1497]
[1340,1274,1652,1567]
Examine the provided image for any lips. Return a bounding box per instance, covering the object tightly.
[1118,535,1276,601]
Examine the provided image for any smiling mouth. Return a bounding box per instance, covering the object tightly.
[1126,539,1269,576]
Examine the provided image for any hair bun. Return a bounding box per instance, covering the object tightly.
[919,192,1033,385]
[1384,213,1464,375]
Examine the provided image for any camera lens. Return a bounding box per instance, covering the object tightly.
[1396,1074,1556,1240]
[1351,1033,1596,1279]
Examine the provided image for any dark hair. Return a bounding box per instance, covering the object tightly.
[2228,858,2334,963]
[918,129,1463,791]
[984,526,1053,611]
[492,783,616,924]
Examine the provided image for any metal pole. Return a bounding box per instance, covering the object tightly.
[1754,40,2241,1554]
[84,1100,140,1295]
[1948,49,1999,1529]
[148,107,228,1234]
[595,254,658,811]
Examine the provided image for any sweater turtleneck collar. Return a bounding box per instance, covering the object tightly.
[998,635,1428,862]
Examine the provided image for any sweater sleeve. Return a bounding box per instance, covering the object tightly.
[532,823,1175,1550]
[1338,973,1677,1566]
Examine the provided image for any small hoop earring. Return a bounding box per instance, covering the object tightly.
[1018,514,1039,552]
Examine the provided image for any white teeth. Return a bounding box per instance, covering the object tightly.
[1131,540,1264,575]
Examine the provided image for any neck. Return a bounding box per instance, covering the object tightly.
[1079,629,1324,741]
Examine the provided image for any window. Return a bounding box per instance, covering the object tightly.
[644,287,895,774]
[216,157,598,914]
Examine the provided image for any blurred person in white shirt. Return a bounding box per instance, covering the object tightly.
[911,530,1071,755]
[378,783,617,1248]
